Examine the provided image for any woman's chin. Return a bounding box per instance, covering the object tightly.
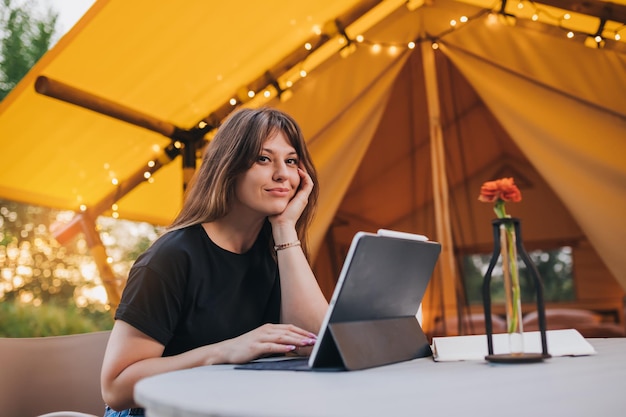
[266,204,289,217]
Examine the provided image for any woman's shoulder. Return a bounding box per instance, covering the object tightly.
[155,224,205,245]
[135,225,206,263]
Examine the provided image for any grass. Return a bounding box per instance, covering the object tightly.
[0,300,113,337]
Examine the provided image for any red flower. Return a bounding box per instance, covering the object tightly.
[478,177,522,204]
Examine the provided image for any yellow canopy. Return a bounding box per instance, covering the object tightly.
[1,0,625,316]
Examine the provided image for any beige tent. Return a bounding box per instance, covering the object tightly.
[1,0,625,333]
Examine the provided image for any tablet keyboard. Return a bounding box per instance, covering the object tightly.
[235,357,312,371]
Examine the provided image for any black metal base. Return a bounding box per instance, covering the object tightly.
[485,353,551,364]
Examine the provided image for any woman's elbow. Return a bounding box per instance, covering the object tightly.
[101,377,136,412]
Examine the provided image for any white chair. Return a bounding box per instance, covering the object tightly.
[0,330,110,417]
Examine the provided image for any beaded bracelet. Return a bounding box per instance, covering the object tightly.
[274,240,301,251]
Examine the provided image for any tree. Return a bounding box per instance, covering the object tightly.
[0,0,58,100]
[0,1,163,337]
[0,2,115,336]
[0,197,163,336]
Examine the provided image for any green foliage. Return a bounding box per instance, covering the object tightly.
[0,299,113,337]
[462,246,575,305]
[0,199,160,337]
[0,199,91,308]
[0,3,141,338]
[0,0,58,99]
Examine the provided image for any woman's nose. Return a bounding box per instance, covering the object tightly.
[272,161,288,181]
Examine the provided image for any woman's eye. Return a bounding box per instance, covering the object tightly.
[258,155,270,163]
[286,158,299,166]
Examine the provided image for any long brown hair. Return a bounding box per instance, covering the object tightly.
[167,107,318,257]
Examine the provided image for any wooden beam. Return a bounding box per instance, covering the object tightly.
[35,76,177,138]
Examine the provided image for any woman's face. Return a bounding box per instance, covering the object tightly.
[233,130,301,218]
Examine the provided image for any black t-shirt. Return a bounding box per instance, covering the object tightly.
[115,223,281,357]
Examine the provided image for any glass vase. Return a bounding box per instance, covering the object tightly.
[482,217,551,363]
[499,220,524,354]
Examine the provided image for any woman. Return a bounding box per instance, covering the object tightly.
[101,107,329,416]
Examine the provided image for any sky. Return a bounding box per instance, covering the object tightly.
[31,0,96,36]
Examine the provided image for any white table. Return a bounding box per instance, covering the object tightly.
[135,338,625,417]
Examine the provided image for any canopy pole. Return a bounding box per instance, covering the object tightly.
[421,41,460,335]
[35,76,209,191]
[35,76,176,137]
[34,76,199,308]
[52,213,122,315]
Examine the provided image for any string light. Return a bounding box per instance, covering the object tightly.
[209,0,623,137]
[214,0,623,133]
[97,0,625,209]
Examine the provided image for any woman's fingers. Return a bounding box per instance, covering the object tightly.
[270,169,313,226]
[259,323,317,346]
[222,324,317,363]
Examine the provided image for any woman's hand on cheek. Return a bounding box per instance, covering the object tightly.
[269,167,313,227]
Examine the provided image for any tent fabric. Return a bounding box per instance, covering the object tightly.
[439,16,626,291]
[270,27,415,256]
[1,0,625,320]
[0,0,372,224]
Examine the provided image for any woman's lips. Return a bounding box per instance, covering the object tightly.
[266,187,290,197]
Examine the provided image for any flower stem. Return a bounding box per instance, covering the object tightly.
[505,225,521,334]
[494,199,521,335]
[494,199,507,219]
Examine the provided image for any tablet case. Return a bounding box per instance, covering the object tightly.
[308,233,440,371]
